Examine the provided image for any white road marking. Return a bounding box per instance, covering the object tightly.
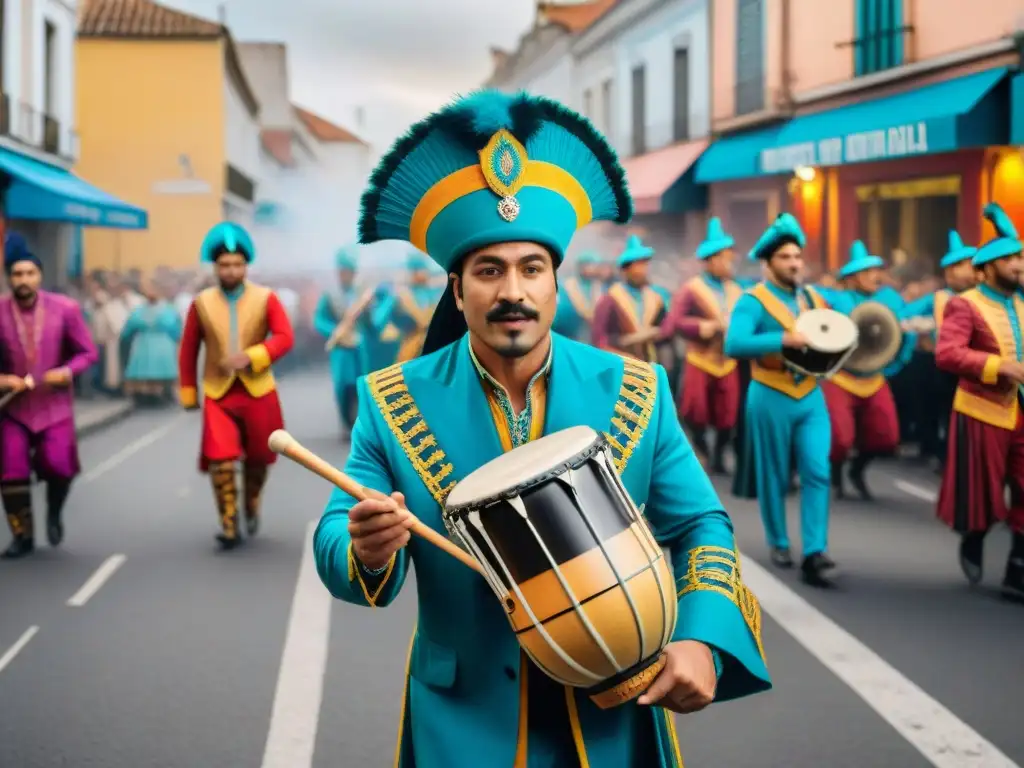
[177,486,190,498]
[81,415,185,483]
[742,555,1019,767]
[260,521,332,768]
[0,626,39,675]
[67,554,128,607]
[894,480,939,503]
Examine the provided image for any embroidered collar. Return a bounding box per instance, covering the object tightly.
[468,336,553,414]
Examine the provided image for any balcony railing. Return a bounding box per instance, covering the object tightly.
[0,101,79,161]
[43,115,59,154]
[225,163,256,202]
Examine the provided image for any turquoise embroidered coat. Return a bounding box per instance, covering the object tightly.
[314,334,771,767]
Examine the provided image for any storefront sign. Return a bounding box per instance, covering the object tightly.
[759,122,930,173]
[61,202,145,229]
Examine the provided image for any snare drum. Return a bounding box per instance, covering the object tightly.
[443,426,676,709]
[782,308,859,378]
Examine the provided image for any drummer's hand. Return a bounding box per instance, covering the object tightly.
[348,491,416,571]
[782,330,809,349]
[998,360,1024,385]
[637,640,717,714]
[697,320,721,340]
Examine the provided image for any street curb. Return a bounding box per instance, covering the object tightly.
[75,402,136,439]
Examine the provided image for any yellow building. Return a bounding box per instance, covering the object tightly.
[75,0,260,273]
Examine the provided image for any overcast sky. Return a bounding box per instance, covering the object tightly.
[162,0,538,153]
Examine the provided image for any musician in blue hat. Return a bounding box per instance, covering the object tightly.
[819,241,916,500]
[313,246,365,438]
[313,89,770,768]
[662,217,743,473]
[592,234,669,361]
[724,213,835,586]
[371,250,445,362]
[178,222,295,548]
[553,250,606,341]
[899,231,978,469]
[935,203,1024,599]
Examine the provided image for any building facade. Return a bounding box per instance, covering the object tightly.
[0,0,146,284]
[698,0,1024,275]
[74,0,258,274]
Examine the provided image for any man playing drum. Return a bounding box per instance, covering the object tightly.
[934,203,1024,600]
[724,214,836,587]
[313,90,771,767]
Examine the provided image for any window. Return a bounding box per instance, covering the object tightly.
[673,47,690,141]
[0,0,6,93]
[631,65,645,156]
[583,88,593,120]
[735,0,765,115]
[601,78,613,136]
[43,21,56,114]
[854,0,904,76]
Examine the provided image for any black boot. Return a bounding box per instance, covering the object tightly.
[45,478,72,547]
[1,481,34,560]
[711,429,731,475]
[958,531,985,585]
[801,553,835,588]
[770,547,793,568]
[1001,534,1024,602]
[847,452,876,501]
[210,462,242,550]
[831,461,846,499]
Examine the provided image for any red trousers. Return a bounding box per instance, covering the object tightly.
[199,382,284,471]
[822,380,899,463]
[679,363,740,431]
[937,410,1024,535]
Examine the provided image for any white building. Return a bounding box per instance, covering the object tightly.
[222,46,262,230]
[0,0,146,284]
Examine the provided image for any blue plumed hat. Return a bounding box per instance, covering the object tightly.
[616,235,655,268]
[358,89,632,273]
[3,232,41,274]
[973,203,1022,267]
[576,250,603,265]
[335,246,358,271]
[200,222,255,263]
[838,240,885,278]
[749,213,806,261]
[696,217,735,260]
[939,231,976,269]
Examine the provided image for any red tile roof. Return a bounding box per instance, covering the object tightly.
[260,129,295,167]
[294,106,366,145]
[538,0,618,33]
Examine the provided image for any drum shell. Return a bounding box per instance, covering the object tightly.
[783,308,858,377]
[444,443,677,690]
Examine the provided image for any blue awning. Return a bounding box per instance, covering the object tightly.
[0,147,148,229]
[697,67,1011,183]
[1012,72,1024,146]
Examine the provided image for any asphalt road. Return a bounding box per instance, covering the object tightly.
[0,369,1020,768]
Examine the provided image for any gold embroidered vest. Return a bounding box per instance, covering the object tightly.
[194,283,276,400]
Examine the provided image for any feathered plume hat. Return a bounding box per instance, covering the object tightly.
[200,222,256,263]
[749,213,806,262]
[973,203,1022,267]
[938,231,976,269]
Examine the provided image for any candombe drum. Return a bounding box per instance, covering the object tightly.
[782,307,859,378]
[442,425,677,709]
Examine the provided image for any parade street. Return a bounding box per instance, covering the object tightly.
[0,369,1021,768]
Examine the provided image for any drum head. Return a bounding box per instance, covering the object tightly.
[446,425,600,510]
[795,309,858,353]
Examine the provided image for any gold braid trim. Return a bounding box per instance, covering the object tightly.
[367,364,456,508]
[604,357,657,474]
[677,545,765,662]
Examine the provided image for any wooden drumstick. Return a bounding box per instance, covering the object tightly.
[267,430,483,574]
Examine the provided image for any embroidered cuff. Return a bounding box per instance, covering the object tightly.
[346,543,396,608]
[244,344,272,373]
[981,355,1002,386]
[179,386,198,408]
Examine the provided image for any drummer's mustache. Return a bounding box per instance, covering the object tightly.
[487,302,539,323]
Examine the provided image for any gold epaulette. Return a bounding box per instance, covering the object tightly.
[677,546,766,662]
[604,357,657,474]
[367,364,456,507]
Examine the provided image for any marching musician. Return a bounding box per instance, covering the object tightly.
[899,231,978,471]
[820,242,916,501]
[178,223,295,549]
[591,235,669,362]
[356,283,402,375]
[0,234,98,559]
[724,214,835,587]
[552,250,605,341]
[313,90,770,767]
[934,203,1024,600]
[313,246,365,438]
[662,217,742,474]
[371,251,445,363]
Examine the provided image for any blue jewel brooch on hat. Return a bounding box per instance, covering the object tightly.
[482,130,527,223]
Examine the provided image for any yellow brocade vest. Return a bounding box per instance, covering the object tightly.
[748,283,826,400]
[194,284,277,400]
[684,276,742,378]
